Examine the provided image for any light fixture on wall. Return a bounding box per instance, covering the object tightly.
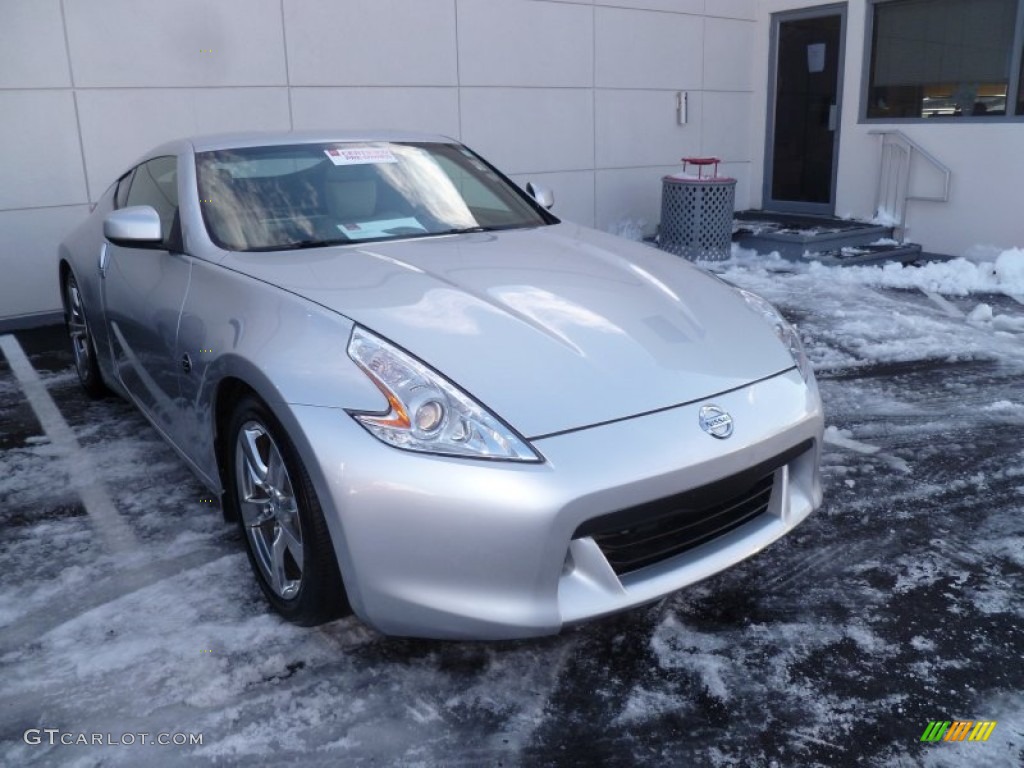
[676,91,688,125]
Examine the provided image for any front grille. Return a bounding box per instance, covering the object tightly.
[586,475,773,575]
[573,440,811,577]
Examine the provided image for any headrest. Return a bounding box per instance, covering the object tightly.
[326,178,377,221]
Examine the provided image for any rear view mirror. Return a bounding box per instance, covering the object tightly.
[104,206,163,248]
[526,182,554,210]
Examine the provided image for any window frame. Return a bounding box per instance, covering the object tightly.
[113,168,135,210]
[861,0,1024,123]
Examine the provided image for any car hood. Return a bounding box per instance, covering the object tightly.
[220,223,795,437]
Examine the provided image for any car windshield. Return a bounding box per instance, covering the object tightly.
[195,141,554,251]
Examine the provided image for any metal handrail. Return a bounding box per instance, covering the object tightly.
[868,129,951,242]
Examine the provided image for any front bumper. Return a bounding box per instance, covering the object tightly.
[289,368,823,639]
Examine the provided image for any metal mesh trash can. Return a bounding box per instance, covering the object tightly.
[658,157,736,261]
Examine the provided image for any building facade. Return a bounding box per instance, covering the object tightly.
[756,0,1024,258]
[1,0,1022,324]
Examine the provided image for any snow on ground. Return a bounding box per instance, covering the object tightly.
[2,250,1023,766]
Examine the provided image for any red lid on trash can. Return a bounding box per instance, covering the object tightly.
[663,157,735,183]
[682,157,720,167]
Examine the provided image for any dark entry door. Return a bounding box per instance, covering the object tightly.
[764,5,846,215]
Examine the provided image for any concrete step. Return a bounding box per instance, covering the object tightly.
[797,241,924,267]
[733,210,897,260]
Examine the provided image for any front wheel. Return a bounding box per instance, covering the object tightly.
[225,394,348,626]
[63,271,109,398]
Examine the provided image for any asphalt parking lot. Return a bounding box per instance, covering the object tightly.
[1,262,1022,767]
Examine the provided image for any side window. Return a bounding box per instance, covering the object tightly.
[867,0,1018,119]
[114,169,135,209]
[125,156,179,239]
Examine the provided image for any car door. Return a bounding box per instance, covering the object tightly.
[102,155,193,440]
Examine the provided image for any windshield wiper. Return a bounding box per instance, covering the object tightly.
[247,238,350,252]
[434,226,490,235]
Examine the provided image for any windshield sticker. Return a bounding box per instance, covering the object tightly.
[337,217,426,240]
[325,147,398,166]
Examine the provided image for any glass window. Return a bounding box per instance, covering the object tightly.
[125,156,179,238]
[195,142,554,252]
[867,0,1018,118]
[431,153,508,212]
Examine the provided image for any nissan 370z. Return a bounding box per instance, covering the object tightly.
[58,132,824,639]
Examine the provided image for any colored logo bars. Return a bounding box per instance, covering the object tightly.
[921,721,997,742]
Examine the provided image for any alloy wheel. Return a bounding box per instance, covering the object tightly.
[234,421,305,600]
[66,278,91,382]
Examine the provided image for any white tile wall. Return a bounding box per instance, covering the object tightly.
[701,91,752,161]
[292,88,460,137]
[596,89,702,168]
[460,87,595,174]
[77,88,291,196]
[719,161,752,210]
[284,0,458,86]
[703,17,756,91]
[63,0,287,87]
[0,0,70,88]
[595,7,704,90]
[594,0,703,14]
[595,165,682,235]
[458,0,593,87]
[509,170,597,227]
[0,206,92,318]
[0,91,87,209]
[2,0,762,318]
[706,0,758,20]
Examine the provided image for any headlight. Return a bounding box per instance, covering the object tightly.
[739,290,813,382]
[346,327,541,462]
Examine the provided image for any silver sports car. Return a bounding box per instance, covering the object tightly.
[59,131,823,639]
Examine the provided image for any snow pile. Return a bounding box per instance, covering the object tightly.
[968,302,1024,332]
[871,208,900,227]
[808,248,1024,296]
[606,218,647,242]
[718,247,1024,371]
[665,171,729,181]
[967,303,994,324]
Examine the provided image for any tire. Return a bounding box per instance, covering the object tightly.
[63,271,110,399]
[225,393,349,626]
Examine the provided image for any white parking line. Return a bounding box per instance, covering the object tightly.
[0,334,137,554]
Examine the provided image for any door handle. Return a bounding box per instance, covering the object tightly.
[828,104,838,132]
[98,243,110,278]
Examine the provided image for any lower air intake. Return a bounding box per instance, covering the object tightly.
[573,441,811,577]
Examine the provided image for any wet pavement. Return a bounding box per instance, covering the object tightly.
[1,270,1022,767]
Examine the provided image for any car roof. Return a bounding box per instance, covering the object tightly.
[154,130,456,157]
[117,130,461,188]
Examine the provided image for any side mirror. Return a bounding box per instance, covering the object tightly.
[526,182,554,210]
[104,206,163,248]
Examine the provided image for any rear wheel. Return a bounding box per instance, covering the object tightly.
[63,271,109,398]
[225,394,348,626]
